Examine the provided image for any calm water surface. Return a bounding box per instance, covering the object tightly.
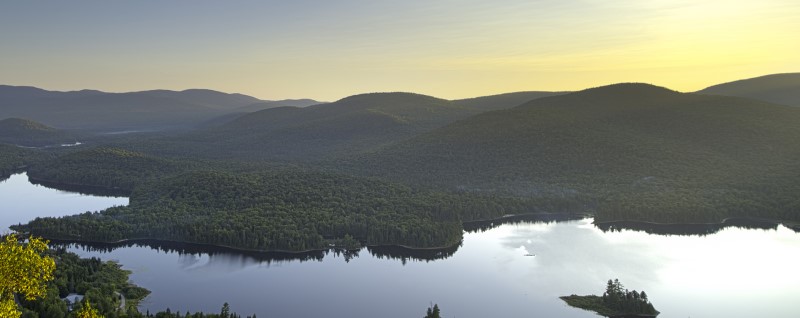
[3,173,799,318]
[0,172,127,231]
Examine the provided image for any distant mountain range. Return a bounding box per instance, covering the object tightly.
[697,73,800,106]
[0,85,320,131]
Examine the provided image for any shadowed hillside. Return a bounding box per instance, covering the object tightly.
[698,73,800,106]
[357,83,800,222]
[0,118,78,147]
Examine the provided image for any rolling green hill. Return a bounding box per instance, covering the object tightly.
[697,73,800,106]
[26,147,186,192]
[135,92,485,161]
[0,118,79,147]
[357,83,800,223]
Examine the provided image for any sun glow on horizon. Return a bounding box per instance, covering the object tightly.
[0,0,798,100]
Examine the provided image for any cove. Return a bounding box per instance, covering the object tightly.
[0,172,128,232]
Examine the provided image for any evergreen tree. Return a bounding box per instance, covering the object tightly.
[424,304,441,318]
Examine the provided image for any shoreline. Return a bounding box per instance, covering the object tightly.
[594,216,797,229]
[25,213,799,256]
[33,235,464,256]
[32,210,585,254]
[26,174,132,197]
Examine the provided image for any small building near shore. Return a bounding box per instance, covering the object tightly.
[62,293,84,311]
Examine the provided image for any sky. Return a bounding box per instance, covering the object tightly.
[1,0,798,101]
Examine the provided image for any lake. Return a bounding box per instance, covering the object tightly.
[3,172,799,318]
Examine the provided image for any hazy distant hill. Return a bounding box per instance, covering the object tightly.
[0,85,265,130]
[141,92,484,161]
[697,73,800,106]
[358,83,800,222]
[138,89,263,110]
[452,91,566,111]
[236,99,321,112]
[0,118,78,147]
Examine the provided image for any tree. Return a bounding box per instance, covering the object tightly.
[0,234,56,318]
[75,300,103,318]
[221,302,231,318]
[424,304,441,318]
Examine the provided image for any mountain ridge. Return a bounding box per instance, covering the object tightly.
[353,83,800,222]
[697,73,800,106]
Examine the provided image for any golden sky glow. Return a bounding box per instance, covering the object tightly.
[1,0,798,101]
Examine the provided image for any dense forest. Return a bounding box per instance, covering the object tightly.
[0,143,36,178]
[15,168,574,251]
[352,84,800,223]
[26,147,188,193]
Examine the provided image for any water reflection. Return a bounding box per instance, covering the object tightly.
[595,217,782,236]
[52,213,793,267]
[54,239,460,265]
[463,213,587,233]
[53,239,326,265]
[367,243,460,264]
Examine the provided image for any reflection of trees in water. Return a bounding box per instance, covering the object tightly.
[367,243,461,265]
[594,218,782,236]
[330,248,360,263]
[49,213,588,265]
[463,213,587,233]
[52,239,459,265]
[52,214,784,267]
[52,239,326,265]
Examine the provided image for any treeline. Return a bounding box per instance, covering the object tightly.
[135,303,255,318]
[17,169,569,251]
[18,248,150,318]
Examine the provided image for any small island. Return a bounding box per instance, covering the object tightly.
[561,279,659,318]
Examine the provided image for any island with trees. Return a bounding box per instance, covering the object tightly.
[560,279,659,318]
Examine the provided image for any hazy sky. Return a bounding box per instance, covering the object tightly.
[1,0,798,101]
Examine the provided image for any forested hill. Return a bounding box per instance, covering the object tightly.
[0,118,78,147]
[26,147,186,192]
[697,73,800,106]
[131,92,487,161]
[0,85,264,130]
[357,83,800,223]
